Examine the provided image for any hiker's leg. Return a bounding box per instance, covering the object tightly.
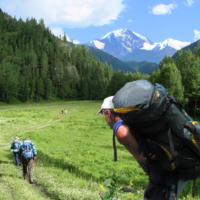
[28,159,33,183]
[16,153,19,166]
[14,153,19,166]
[143,166,170,200]
[145,179,189,200]
[14,153,17,165]
[23,160,28,179]
[143,181,169,200]
[169,180,188,200]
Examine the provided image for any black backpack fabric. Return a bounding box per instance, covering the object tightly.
[13,140,19,149]
[113,80,200,187]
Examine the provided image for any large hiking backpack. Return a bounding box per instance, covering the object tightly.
[21,138,33,159]
[13,140,19,149]
[112,80,200,187]
[11,139,20,153]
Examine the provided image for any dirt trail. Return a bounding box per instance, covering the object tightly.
[2,116,64,199]
[5,119,59,142]
[15,165,53,199]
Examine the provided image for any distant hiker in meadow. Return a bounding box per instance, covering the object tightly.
[62,109,63,114]
[19,138,37,184]
[65,110,67,114]
[10,136,22,166]
[57,114,60,119]
[97,96,188,200]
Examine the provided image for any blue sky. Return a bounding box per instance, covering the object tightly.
[1,0,200,44]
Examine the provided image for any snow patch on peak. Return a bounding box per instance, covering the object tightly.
[93,40,105,50]
[101,29,127,39]
[132,31,153,44]
[164,38,191,50]
[121,44,133,52]
[151,38,191,50]
[140,42,157,50]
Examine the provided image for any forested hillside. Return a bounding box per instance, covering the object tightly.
[149,47,200,116]
[1,8,200,117]
[124,60,159,74]
[0,9,114,103]
[87,45,136,73]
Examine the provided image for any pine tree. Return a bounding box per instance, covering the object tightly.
[159,63,185,104]
[187,57,200,119]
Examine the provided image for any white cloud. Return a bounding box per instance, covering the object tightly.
[194,29,200,41]
[50,27,65,38]
[152,4,177,15]
[1,0,125,28]
[50,27,80,44]
[184,0,194,6]
[71,40,80,44]
[127,19,132,23]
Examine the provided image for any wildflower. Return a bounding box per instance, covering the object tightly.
[129,180,133,186]
[100,185,106,192]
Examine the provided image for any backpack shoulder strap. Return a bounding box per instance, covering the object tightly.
[112,119,123,162]
[168,128,178,160]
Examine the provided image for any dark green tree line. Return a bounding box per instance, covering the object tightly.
[0,10,113,102]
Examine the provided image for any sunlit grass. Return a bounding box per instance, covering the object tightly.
[0,101,199,199]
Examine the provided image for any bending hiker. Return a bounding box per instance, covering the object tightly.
[112,80,200,199]
[97,96,188,200]
[19,138,37,184]
[10,136,22,166]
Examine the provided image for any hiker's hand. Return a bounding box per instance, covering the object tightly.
[149,153,156,160]
[33,157,36,160]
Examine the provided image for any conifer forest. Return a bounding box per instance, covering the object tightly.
[0,9,200,116]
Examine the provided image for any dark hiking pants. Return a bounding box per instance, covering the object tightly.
[23,158,33,183]
[14,153,19,166]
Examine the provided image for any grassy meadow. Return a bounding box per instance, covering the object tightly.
[0,100,199,200]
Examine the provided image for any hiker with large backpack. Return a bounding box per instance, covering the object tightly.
[111,79,200,199]
[10,136,22,166]
[19,138,37,184]
[97,96,188,200]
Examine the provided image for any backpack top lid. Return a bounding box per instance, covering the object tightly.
[23,138,31,143]
[113,80,154,113]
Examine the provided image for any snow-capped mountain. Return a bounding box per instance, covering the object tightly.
[86,29,191,63]
[87,29,154,59]
[141,38,191,51]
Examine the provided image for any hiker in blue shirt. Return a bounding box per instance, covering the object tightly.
[10,136,22,166]
[19,138,37,184]
[97,96,188,200]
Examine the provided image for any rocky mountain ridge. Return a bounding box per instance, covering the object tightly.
[86,29,191,63]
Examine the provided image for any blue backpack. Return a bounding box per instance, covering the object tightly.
[22,139,33,159]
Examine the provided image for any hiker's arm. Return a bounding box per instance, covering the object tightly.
[116,125,147,164]
[31,143,37,157]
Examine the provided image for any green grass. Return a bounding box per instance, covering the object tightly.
[0,101,200,200]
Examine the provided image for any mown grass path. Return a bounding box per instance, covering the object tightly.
[0,101,199,200]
